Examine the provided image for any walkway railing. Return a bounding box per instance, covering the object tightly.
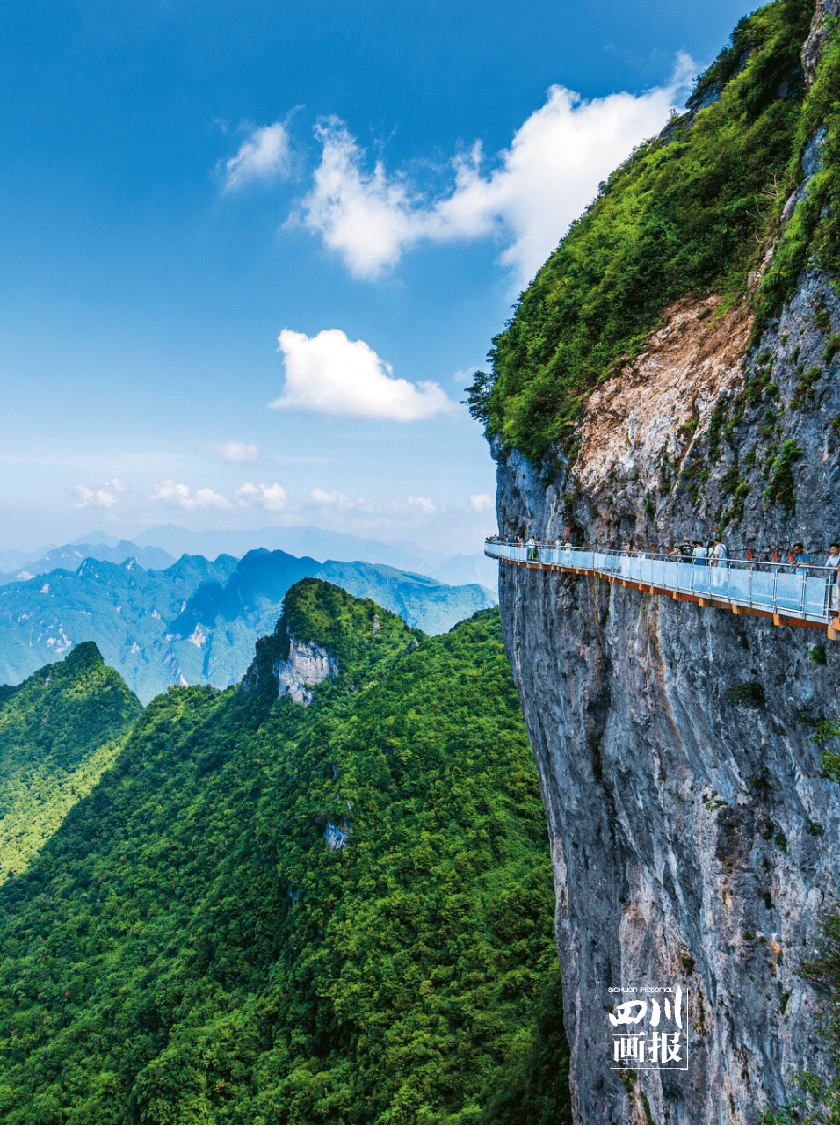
[484,540,840,630]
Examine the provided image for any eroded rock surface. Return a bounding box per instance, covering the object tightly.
[272,636,338,705]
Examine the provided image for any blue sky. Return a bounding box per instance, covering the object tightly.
[1,0,754,553]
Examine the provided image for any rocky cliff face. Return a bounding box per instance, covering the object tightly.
[496,279,840,1125]
[492,16,840,1121]
[272,636,338,705]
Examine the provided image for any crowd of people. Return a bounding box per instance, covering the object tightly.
[487,533,840,574]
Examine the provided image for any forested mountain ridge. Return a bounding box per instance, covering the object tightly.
[0,582,570,1124]
[0,642,141,883]
[0,540,176,585]
[0,548,495,704]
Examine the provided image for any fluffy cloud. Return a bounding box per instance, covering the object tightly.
[304,489,437,517]
[407,496,437,515]
[212,441,259,463]
[148,480,233,509]
[468,494,493,512]
[71,478,128,509]
[270,328,454,420]
[308,488,354,508]
[293,56,694,284]
[223,122,291,192]
[234,482,287,511]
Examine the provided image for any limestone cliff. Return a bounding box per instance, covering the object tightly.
[482,1,840,1121]
[272,636,338,705]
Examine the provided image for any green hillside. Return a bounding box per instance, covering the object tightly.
[0,583,569,1125]
[0,642,141,884]
[0,550,496,705]
[468,0,835,459]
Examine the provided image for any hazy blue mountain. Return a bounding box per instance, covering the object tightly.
[0,549,496,703]
[315,559,494,636]
[0,540,176,585]
[68,530,122,547]
[131,522,497,587]
[133,523,432,571]
[0,554,239,704]
[0,545,58,575]
[434,550,498,588]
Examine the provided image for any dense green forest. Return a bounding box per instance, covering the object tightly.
[0,582,570,1124]
[0,643,141,884]
[467,0,839,459]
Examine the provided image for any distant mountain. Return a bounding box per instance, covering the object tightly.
[133,523,499,591]
[434,551,498,587]
[0,554,238,704]
[0,540,175,585]
[133,523,430,570]
[0,549,496,703]
[314,559,493,636]
[68,529,122,548]
[0,545,58,575]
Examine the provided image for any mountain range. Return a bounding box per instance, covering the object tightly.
[0,548,496,703]
[0,524,498,590]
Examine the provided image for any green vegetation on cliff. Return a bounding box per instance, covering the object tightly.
[468,0,839,461]
[0,582,569,1124]
[0,642,141,884]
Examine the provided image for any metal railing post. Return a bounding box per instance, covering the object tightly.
[800,568,806,617]
[772,566,778,616]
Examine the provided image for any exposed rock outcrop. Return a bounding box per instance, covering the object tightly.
[272,636,338,705]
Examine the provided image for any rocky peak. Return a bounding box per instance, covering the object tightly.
[801,0,840,85]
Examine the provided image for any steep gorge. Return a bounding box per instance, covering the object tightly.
[479,1,840,1121]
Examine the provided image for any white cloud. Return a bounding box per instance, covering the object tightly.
[148,480,233,509]
[308,488,354,508]
[303,489,439,518]
[223,121,291,192]
[269,328,455,420]
[71,477,128,509]
[468,494,493,512]
[407,496,437,515]
[212,441,259,463]
[235,481,287,511]
[293,56,695,284]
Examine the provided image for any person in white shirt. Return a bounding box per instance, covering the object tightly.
[826,542,840,572]
[712,539,729,566]
[692,540,708,564]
